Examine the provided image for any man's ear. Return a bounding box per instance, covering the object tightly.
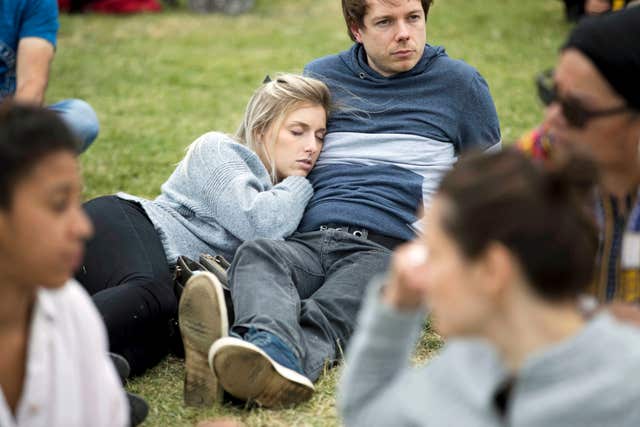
[350,23,364,43]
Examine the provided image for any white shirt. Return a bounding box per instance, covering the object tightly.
[0,280,129,427]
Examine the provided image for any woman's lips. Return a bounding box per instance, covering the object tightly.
[297,160,313,171]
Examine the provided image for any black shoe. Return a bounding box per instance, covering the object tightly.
[109,352,131,385]
[173,254,234,323]
[128,392,149,427]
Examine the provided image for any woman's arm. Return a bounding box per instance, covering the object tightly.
[339,276,426,427]
[163,132,313,240]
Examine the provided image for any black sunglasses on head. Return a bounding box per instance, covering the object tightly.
[536,69,631,129]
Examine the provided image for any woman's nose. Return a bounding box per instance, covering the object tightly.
[305,136,320,154]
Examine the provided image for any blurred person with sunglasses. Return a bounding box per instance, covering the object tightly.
[561,0,631,21]
[520,7,640,319]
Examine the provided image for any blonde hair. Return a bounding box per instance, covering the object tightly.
[235,73,332,183]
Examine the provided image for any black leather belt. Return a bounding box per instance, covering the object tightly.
[319,224,405,251]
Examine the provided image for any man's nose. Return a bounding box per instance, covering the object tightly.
[542,101,566,130]
[396,21,411,41]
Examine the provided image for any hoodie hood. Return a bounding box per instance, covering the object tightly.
[338,42,447,81]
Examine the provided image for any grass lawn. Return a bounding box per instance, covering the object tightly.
[50,0,570,425]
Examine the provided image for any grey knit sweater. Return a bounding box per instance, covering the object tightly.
[118,132,313,265]
[340,279,640,427]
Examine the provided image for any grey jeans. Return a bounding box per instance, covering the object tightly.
[228,229,393,381]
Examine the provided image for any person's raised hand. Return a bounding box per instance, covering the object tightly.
[606,301,640,327]
[382,242,429,311]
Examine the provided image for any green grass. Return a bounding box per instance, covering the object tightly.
[50,0,570,425]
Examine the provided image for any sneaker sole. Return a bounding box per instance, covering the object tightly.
[179,272,228,407]
[209,337,314,408]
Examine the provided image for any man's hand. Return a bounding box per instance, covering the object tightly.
[14,37,54,106]
[382,242,429,311]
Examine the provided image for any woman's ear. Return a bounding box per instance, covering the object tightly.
[254,130,264,145]
[478,242,516,299]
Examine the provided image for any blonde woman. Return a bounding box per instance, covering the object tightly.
[74,75,331,391]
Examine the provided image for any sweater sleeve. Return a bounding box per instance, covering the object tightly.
[339,276,427,427]
[456,70,502,154]
[164,133,314,241]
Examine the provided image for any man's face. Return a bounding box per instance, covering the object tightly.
[351,0,426,77]
[542,49,639,171]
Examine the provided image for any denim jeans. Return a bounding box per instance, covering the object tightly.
[76,196,176,375]
[48,98,99,152]
[228,229,393,381]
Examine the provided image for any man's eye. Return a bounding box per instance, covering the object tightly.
[409,14,421,21]
[376,19,389,26]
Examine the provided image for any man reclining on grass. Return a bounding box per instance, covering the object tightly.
[181,0,501,409]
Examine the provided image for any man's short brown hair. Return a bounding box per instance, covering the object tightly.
[341,0,434,42]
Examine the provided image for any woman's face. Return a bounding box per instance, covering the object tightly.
[543,49,640,171]
[261,103,327,181]
[417,197,496,338]
[0,151,93,289]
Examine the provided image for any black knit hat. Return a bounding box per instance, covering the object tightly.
[563,7,640,110]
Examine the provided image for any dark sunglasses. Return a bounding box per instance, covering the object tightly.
[536,69,631,129]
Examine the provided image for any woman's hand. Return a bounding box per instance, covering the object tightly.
[607,301,640,327]
[382,242,429,311]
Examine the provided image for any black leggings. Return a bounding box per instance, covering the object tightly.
[76,196,177,375]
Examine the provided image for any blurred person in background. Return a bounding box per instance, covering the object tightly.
[562,0,631,20]
[1,0,99,151]
[520,7,640,320]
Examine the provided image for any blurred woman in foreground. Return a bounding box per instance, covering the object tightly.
[0,103,127,427]
[339,149,640,427]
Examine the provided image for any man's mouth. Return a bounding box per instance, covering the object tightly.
[392,49,414,58]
